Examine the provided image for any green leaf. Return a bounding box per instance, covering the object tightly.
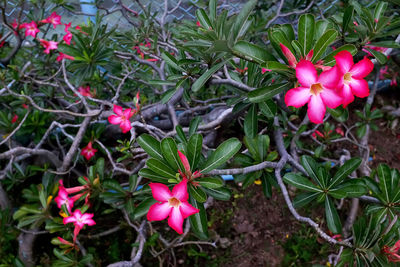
[175,125,187,144]
[189,117,202,137]
[196,9,213,30]
[325,197,342,234]
[367,41,400,48]
[364,48,387,64]
[280,24,295,42]
[186,134,203,171]
[300,155,325,188]
[377,164,392,203]
[103,180,125,193]
[293,192,320,208]
[312,29,338,62]
[197,177,224,189]
[209,0,217,22]
[189,195,209,239]
[203,187,231,201]
[356,124,367,139]
[161,88,177,104]
[146,159,177,180]
[374,2,388,24]
[161,52,185,72]
[207,40,231,53]
[283,173,322,192]
[298,14,315,56]
[201,138,241,173]
[330,179,367,198]
[189,185,207,203]
[137,134,163,161]
[229,0,257,43]
[343,6,354,34]
[232,41,275,63]
[161,138,182,171]
[192,61,225,92]
[258,100,277,118]
[248,83,288,103]
[315,20,330,41]
[327,106,349,122]
[244,104,258,138]
[138,168,169,183]
[329,158,362,188]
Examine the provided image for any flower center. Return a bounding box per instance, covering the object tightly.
[310,83,323,95]
[343,72,352,84]
[168,197,181,207]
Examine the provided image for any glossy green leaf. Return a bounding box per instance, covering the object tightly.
[323,44,357,66]
[300,155,324,188]
[244,104,258,138]
[196,9,213,30]
[197,177,224,189]
[192,61,225,92]
[312,29,338,62]
[293,192,320,208]
[298,14,315,56]
[329,157,362,188]
[138,168,169,183]
[132,198,157,220]
[325,197,342,234]
[189,195,209,239]
[161,138,182,171]
[137,134,163,161]
[229,0,257,43]
[258,100,277,118]
[203,187,231,201]
[201,138,241,173]
[283,173,322,192]
[364,48,387,64]
[343,6,354,34]
[232,41,275,63]
[189,185,207,203]
[146,159,177,180]
[186,134,203,171]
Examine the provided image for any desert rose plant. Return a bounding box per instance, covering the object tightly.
[0,0,400,266]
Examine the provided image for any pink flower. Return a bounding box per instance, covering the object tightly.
[56,52,74,62]
[334,50,374,107]
[63,210,96,241]
[383,240,400,262]
[80,141,97,161]
[39,39,58,54]
[147,179,199,234]
[335,127,345,136]
[311,130,324,138]
[77,85,92,97]
[54,181,74,214]
[284,60,342,124]
[196,21,201,27]
[22,21,40,38]
[41,12,62,29]
[353,21,359,26]
[63,32,72,45]
[108,105,135,133]
[261,68,271,74]
[22,104,29,109]
[11,114,18,124]
[177,150,202,184]
[64,22,71,32]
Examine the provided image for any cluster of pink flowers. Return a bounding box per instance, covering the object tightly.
[108,92,140,133]
[284,46,373,124]
[54,180,95,242]
[12,12,75,60]
[132,40,158,62]
[311,127,344,139]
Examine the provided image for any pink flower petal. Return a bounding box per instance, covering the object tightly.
[108,115,123,125]
[320,88,342,109]
[113,105,123,116]
[123,108,133,119]
[147,202,172,221]
[349,57,374,79]
[340,84,354,108]
[296,60,317,87]
[119,120,132,133]
[178,151,191,174]
[179,201,199,219]
[280,43,297,68]
[63,216,76,224]
[307,94,326,124]
[284,87,311,108]
[350,78,369,98]
[149,183,172,202]
[318,65,340,89]
[334,50,353,73]
[168,207,184,234]
[172,179,188,201]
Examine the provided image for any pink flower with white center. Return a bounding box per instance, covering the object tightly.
[63,210,95,241]
[54,181,74,214]
[11,114,18,124]
[39,39,58,54]
[284,60,342,124]
[334,50,374,107]
[23,21,40,38]
[108,105,135,133]
[147,179,199,234]
[80,141,97,161]
[63,32,72,45]
[41,12,62,29]
[77,85,92,97]
[56,52,74,62]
